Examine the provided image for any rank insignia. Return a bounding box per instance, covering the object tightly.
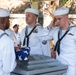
[33,29,38,33]
[68,33,74,36]
[42,40,47,45]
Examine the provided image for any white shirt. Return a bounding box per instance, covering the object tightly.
[38,23,76,75]
[14,32,21,45]
[0,30,16,75]
[5,28,18,47]
[20,23,51,56]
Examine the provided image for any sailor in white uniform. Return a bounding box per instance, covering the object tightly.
[5,28,18,47]
[13,24,21,47]
[37,8,76,75]
[20,8,51,56]
[0,8,16,75]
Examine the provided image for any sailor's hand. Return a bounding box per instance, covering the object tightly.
[49,18,56,28]
[15,46,21,50]
[51,51,56,59]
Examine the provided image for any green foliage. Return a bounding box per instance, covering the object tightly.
[32,0,39,2]
[73,2,76,6]
[59,0,71,7]
[59,0,76,14]
[59,0,67,5]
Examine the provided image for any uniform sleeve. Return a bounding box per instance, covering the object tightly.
[2,40,17,73]
[36,26,53,57]
[37,27,53,42]
[41,40,51,57]
[20,28,25,46]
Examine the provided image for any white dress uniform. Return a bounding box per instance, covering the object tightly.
[14,32,21,46]
[20,23,51,56]
[5,28,18,47]
[0,30,16,75]
[38,23,76,75]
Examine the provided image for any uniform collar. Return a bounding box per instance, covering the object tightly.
[69,22,74,27]
[27,22,41,28]
[0,29,5,35]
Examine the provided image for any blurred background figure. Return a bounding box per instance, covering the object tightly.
[13,24,21,48]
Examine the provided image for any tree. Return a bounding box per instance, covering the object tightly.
[59,0,76,14]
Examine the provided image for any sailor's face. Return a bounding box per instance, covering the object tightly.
[5,17,10,29]
[25,12,36,25]
[13,26,19,33]
[54,15,67,28]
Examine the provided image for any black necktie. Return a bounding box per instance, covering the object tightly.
[23,25,38,47]
[54,28,70,55]
[54,25,76,55]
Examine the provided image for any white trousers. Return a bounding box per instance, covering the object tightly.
[57,56,76,75]
[63,66,76,75]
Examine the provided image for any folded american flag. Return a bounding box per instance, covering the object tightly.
[15,47,30,60]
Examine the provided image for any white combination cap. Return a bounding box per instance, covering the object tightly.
[53,8,69,16]
[0,8,10,17]
[25,8,39,16]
